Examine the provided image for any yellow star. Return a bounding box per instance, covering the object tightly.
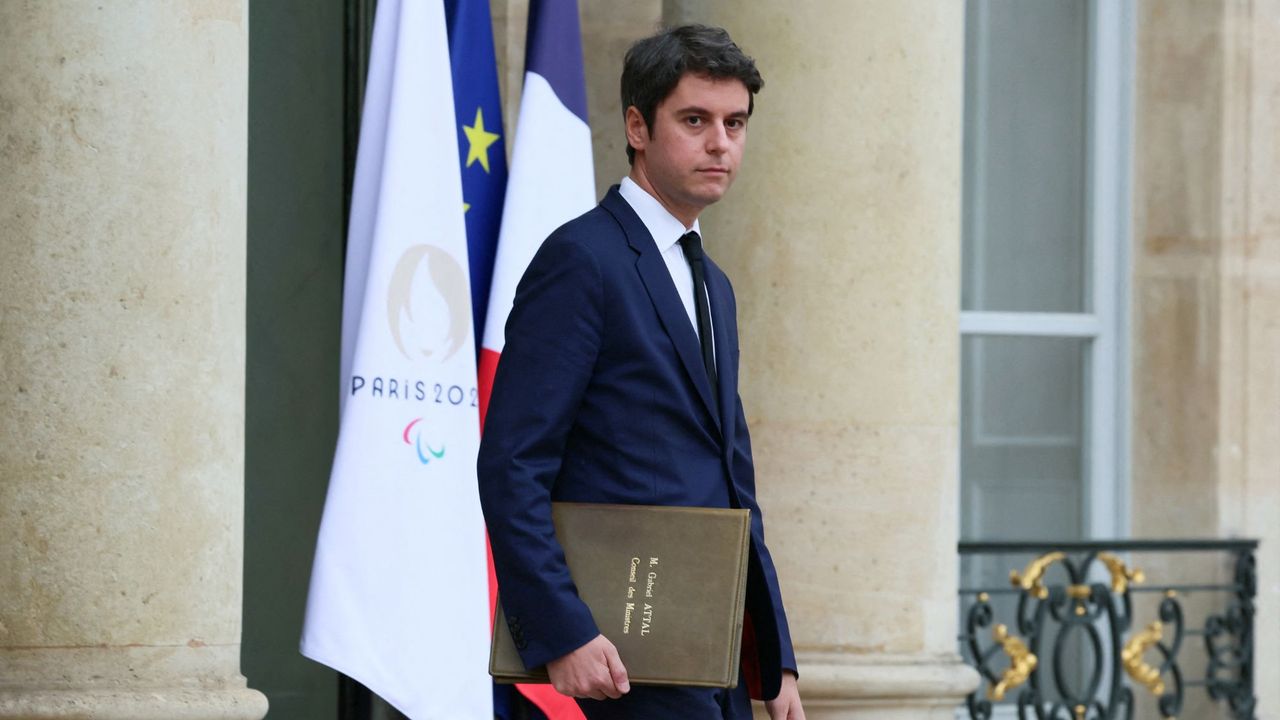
[462,107,500,173]
[463,201,471,213]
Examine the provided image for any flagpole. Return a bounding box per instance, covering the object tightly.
[342,0,378,254]
[337,2,377,718]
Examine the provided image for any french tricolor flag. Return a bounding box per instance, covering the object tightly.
[478,0,594,421]
[477,0,594,718]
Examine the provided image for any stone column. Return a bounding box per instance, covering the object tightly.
[663,2,977,717]
[0,4,267,719]
[1132,1,1280,714]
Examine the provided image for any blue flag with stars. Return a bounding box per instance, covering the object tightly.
[445,7,527,720]
[446,0,507,355]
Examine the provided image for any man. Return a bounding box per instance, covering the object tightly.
[478,25,805,720]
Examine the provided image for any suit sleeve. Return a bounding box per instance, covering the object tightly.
[477,233,604,669]
[731,391,798,680]
[723,279,798,694]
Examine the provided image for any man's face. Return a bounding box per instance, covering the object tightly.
[627,73,751,223]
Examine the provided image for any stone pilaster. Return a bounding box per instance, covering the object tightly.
[662,1,978,717]
[0,3,267,718]
[1132,1,1280,714]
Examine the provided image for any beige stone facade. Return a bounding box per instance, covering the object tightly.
[0,3,266,719]
[1132,1,1280,717]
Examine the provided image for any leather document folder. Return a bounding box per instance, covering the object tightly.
[490,502,752,688]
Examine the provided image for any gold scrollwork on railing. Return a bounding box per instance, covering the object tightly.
[988,624,1038,701]
[1096,552,1146,594]
[1009,551,1066,599]
[1009,551,1146,604]
[1122,620,1167,696]
[1000,550,1163,703]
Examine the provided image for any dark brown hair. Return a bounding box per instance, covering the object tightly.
[620,24,764,165]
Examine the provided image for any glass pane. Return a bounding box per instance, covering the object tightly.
[960,335,1086,542]
[962,0,1089,312]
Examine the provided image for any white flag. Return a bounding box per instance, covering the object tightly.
[301,1,491,717]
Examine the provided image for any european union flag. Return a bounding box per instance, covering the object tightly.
[446,0,507,356]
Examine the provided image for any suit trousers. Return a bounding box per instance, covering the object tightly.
[574,671,752,720]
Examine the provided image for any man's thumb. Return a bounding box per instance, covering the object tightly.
[603,643,630,694]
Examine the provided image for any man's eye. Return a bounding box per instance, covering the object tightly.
[685,116,703,126]
[726,119,744,130]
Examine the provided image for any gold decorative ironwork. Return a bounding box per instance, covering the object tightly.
[1009,551,1145,604]
[988,624,1038,701]
[1064,584,1091,616]
[1122,620,1167,696]
[1067,584,1092,599]
[1096,552,1145,594]
[1010,551,1066,599]
[961,541,1257,719]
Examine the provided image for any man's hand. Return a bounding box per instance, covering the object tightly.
[546,634,631,700]
[764,671,805,720]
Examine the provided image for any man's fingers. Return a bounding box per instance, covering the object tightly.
[768,699,791,720]
[769,698,805,720]
[545,634,631,700]
[595,652,623,699]
[603,642,631,694]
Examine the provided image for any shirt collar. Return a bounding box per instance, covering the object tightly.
[618,176,701,254]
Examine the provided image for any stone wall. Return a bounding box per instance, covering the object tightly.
[1132,1,1280,716]
[0,3,266,718]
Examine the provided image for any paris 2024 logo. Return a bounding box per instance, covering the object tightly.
[381,244,473,466]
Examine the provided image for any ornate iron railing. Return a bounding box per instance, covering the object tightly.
[957,540,1257,720]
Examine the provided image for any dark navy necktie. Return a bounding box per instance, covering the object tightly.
[678,231,719,412]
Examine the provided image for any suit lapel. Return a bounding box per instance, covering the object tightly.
[602,188,722,432]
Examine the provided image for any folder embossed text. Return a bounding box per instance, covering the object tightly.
[490,503,752,688]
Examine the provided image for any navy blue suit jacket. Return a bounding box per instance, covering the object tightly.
[477,186,796,700]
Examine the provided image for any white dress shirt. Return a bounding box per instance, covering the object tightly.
[618,177,715,359]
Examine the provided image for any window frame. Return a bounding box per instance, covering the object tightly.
[959,0,1136,541]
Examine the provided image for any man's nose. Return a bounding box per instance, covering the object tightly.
[705,122,729,154]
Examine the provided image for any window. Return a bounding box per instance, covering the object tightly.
[959,0,1135,545]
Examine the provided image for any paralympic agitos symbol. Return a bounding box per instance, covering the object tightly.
[403,417,445,465]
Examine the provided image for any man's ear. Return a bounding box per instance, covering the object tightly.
[624,106,649,154]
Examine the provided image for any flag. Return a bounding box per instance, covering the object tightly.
[477,0,596,717]
[301,1,492,717]
[445,0,507,353]
[442,0,516,716]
